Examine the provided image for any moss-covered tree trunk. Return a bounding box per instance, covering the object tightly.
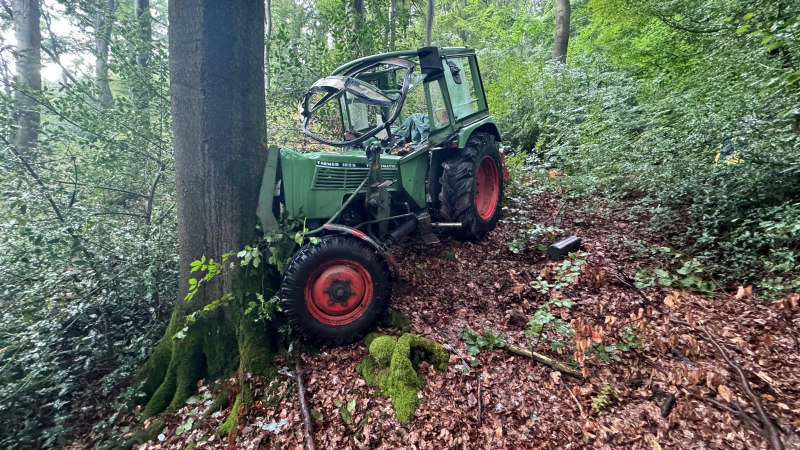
[134,0,276,421]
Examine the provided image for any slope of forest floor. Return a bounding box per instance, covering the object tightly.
[110,190,799,450]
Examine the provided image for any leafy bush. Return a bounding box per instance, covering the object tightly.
[502,0,800,289]
[530,252,586,293]
[461,326,507,356]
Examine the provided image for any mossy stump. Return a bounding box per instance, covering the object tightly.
[355,333,449,423]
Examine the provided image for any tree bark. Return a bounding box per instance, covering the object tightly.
[132,0,152,153]
[94,0,116,107]
[424,0,433,47]
[135,0,151,69]
[12,0,41,161]
[552,0,570,64]
[264,0,272,93]
[353,0,363,30]
[388,0,396,51]
[134,0,278,421]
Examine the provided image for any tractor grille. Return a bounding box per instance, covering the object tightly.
[313,167,398,189]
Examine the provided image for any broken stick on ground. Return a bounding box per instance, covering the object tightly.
[294,355,316,450]
[505,344,583,379]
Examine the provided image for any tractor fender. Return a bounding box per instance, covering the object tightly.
[322,223,402,279]
[456,116,502,148]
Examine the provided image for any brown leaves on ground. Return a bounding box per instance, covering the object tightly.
[128,192,800,450]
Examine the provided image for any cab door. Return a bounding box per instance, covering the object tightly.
[442,54,488,125]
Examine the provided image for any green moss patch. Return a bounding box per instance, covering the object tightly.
[355,333,449,423]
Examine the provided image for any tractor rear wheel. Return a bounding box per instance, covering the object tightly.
[280,236,392,345]
[439,132,503,241]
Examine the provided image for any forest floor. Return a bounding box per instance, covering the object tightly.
[119,189,799,450]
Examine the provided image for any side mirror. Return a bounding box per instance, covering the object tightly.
[446,60,462,84]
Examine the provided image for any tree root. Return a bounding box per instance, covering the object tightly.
[112,418,166,450]
[218,391,244,436]
[203,387,231,418]
[137,311,238,418]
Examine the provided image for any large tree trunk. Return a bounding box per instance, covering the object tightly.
[552,0,570,64]
[424,0,433,47]
[12,0,41,161]
[94,0,116,107]
[135,0,277,422]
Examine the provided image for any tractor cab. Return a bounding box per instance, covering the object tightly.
[298,47,489,154]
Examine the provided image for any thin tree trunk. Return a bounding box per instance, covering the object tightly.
[265,0,272,93]
[134,0,155,216]
[353,0,363,30]
[388,0,396,51]
[552,0,570,64]
[95,0,116,107]
[425,0,433,47]
[134,0,278,422]
[135,0,151,69]
[12,0,41,161]
[132,0,152,141]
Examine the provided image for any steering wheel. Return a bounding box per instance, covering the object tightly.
[298,59,417,148]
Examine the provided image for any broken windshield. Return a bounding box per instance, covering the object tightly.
[299,57,417,147]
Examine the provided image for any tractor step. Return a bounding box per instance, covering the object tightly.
[420,232,440,245]
[416,212,440,245]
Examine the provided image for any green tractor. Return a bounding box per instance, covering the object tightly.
[259,47,507,344]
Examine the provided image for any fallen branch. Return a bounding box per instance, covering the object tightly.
[476,374,482,426]
[294,355,316,450]
[564,382,584,416]
[689,392,764,436]
[505,344,583,379]
[671,319,784,450]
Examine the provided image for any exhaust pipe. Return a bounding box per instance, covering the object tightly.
[383,219,417,246]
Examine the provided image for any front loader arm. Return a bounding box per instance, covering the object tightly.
[256,145,281,232]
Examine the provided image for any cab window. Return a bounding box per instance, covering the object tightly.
[443,56,482,121]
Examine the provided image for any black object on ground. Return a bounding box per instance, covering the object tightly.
[546,236,582,261]
[661,393,677,417]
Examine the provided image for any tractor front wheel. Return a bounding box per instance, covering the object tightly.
[439,132,503,241]
[280,236,392,345]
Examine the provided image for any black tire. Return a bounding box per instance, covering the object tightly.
[280,236,392,345]
[439,132,503,241]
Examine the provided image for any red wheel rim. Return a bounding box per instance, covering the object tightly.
[304,259,374,326]
[475,155,500,220]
